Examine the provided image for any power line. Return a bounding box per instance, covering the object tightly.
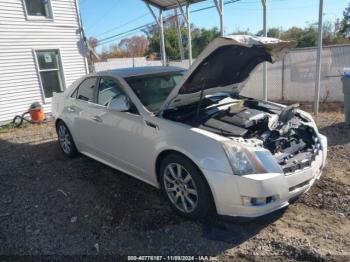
[97,0,241,46]
[100,30,146,50]
[95,13,150,38]
[93,0,290,42]
[86,1,122,31]
[97,22,154,45]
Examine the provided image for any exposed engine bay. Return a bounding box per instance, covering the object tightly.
[163,95,321,174]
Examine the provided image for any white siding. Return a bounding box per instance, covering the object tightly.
[0,0,88,122]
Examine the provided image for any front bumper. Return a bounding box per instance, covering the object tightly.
[203,134,327,218]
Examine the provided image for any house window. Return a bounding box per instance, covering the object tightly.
[35,50,64,98]
[24,0,53,19]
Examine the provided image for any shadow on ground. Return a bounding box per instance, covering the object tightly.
[0,138,283,256]
[319,122,350,146]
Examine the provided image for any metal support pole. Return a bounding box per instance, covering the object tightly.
[145,3,166,66]
[186,4,192,66]
[176,1,192,66]
[175,8,184,61]
[261,0,268,101]
[281,55,286,101]
[159,10,167,66]
[145,3,160,26]
[220,0,224,36]
[214,0,224,36]
[314,0,324,115]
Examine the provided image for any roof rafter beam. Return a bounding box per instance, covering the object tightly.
[213,0,222,14]
[143,0,205,11]
[145,2,161,26]
[176,0,189,25]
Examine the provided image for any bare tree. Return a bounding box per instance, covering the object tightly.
[118,36,149,57]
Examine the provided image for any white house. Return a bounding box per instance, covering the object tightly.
[0,0,88,123]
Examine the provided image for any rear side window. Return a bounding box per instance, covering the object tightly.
[76,78,97,102]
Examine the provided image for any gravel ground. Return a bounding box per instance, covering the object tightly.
[0,104,349,261]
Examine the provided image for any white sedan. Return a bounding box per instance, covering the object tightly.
[52,35,327,220]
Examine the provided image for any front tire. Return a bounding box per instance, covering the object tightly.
[159,154,215,219]
[56,121,79,158]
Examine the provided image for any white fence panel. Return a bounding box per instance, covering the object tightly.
[93,45,350,102]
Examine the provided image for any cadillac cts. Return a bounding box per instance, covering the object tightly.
[52,35,327,220]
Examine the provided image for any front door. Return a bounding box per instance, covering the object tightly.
[89,77,157,182]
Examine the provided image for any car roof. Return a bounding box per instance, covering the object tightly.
[99,66,186,78]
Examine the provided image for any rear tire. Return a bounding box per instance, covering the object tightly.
[159,153,215,219]
[56,121,79,158]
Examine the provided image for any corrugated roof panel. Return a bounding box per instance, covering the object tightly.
[143,0,206,10]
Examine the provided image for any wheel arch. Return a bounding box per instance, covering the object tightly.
[55,118,64,130]
[155,149,217,213]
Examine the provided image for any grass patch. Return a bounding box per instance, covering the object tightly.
[0,122,30,133]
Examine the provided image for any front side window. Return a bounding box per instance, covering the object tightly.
[125,72,184,112]
[35,50,64,98]
[76,78,97,102]
[97,78,125,106]
[24,0,53,18]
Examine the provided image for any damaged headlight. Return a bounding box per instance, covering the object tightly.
[221,141,282,175]
[221,141,261,175]
[296,109,319,132]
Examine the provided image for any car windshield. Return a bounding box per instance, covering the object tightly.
[125,72,184,112]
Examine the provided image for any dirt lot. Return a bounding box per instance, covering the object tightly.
[0,104,349,261]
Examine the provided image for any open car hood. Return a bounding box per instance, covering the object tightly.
[159,35,296,112]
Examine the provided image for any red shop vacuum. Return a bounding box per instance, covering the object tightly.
[12,102,46,127]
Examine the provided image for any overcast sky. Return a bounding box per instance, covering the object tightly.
[79,0,349,50]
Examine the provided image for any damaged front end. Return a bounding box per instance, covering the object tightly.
[163,96,321,175]
[160,35,321,175]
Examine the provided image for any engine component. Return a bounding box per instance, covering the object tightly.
[200,118,248,136]
[165,96,319,174]
[216,108,268,129]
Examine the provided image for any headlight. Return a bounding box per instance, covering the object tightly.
[221,141,264,175]
[221,141,282,175]
[296,109,319,132]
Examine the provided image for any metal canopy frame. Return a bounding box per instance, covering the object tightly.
[314,0,324,115]
[143,0,324,114]
[143,0,224,67]
[144,0,205,10]
[261,0,267,101]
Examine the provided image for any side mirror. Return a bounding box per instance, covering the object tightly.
[108,95,131,112]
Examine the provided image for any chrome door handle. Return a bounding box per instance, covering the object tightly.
[92,116,102,122]
[67,106,75,112]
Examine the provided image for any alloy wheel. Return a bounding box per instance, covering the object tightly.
[58,124,71,155]
[163,163,198,213]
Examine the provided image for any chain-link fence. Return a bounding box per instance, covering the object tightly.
[93,44,350,102]
[242,44,350,102]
